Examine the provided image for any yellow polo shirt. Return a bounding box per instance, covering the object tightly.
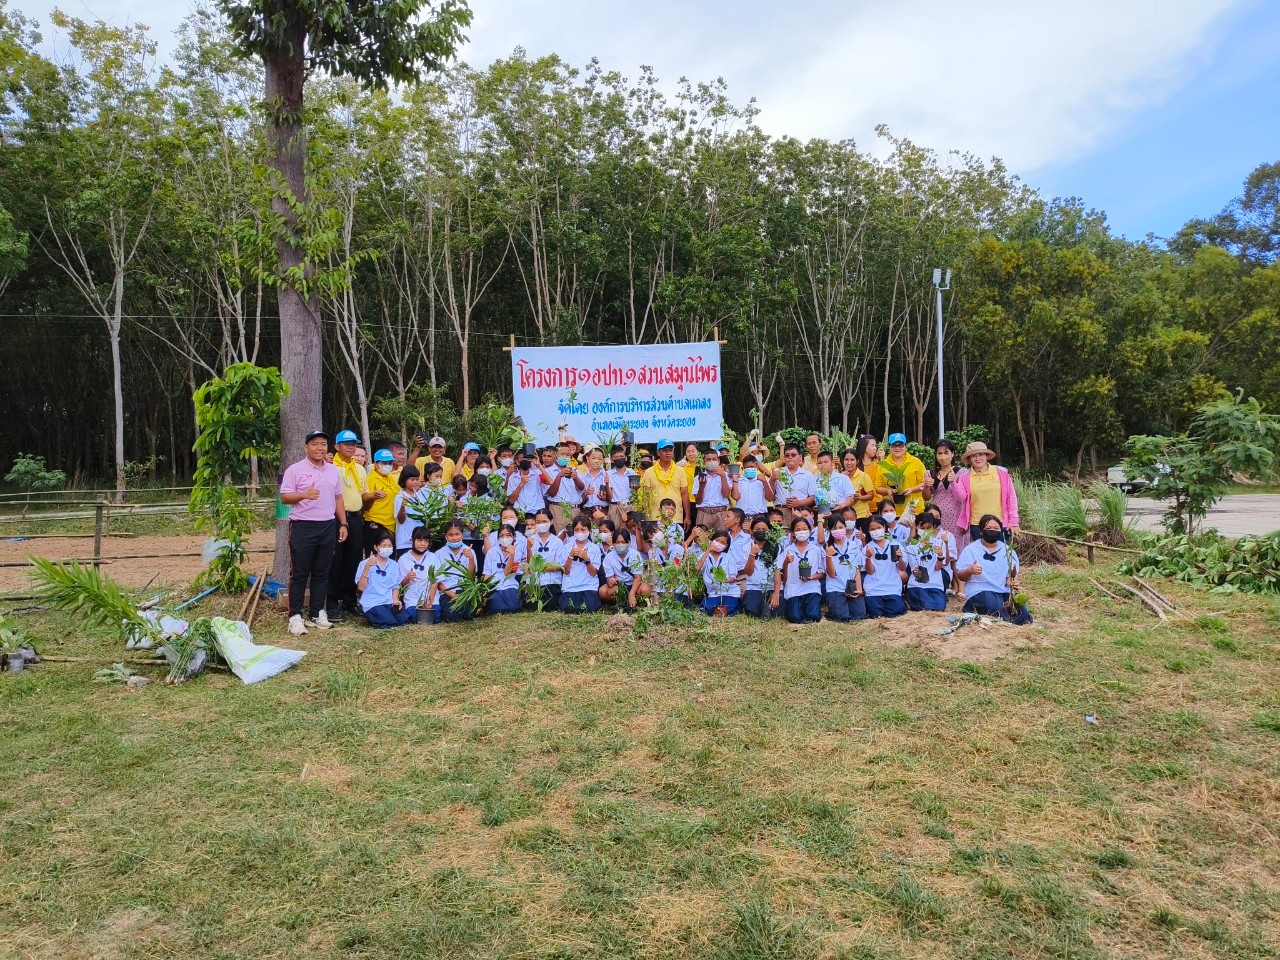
[364,468,399,531]
[642,462,689,523]
[848,468,876,519]
[969,468,1002,524]
[414,455,455,484]
[885,454,925,517]
[332,454,368,514]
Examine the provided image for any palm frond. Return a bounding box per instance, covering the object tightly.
[29,557,150,640]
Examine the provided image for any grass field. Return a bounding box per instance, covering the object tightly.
[1,563,1278,959]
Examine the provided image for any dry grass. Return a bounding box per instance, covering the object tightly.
[0,562,1278,959]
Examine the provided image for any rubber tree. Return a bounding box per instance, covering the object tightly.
[216,0,472,578]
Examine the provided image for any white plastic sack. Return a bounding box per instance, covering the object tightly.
[209,616,305,685]
[125,611,190,650]
[202,538,233,565]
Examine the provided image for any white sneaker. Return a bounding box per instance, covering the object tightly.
[288,614,308,636]
[309,610,334,630]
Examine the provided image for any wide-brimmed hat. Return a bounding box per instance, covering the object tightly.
[960,441,997,465]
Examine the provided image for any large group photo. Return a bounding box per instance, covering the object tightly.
[1,0,1279,957]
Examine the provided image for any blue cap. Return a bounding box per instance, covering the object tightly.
[372,448,395,463]
[334,429,359,445]
[462,442,480,452]
[888,433,907,446]
[656,439,674,450]
[716,442,729,451]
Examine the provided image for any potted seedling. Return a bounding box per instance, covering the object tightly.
[1005,531,1030,615]
[796,552,813,581]
[709,564,730,617]
[880,461,908,505]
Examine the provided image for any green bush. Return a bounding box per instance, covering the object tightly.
[1118,533,1280,594]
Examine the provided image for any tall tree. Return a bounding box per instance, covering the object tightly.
[217,0,471,575]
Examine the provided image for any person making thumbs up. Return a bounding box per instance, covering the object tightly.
[280,430,347,636]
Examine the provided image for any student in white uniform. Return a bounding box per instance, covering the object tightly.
[741,517,780,619]
[483,524,524,614]
[579,447,611,515]
[396,527,434,623]
[692,451,737,531]
[956,514,1032,624]
[506,452,551,519]
[560,515,603,613]
[393,466,428,559]
[772,516,825,623]
[603,452,637,528]
[812,450,855,517]
[876,498,910,547]
[599,527,647,611]
[823,516,866,622]
[431,520,479,623]
[698,529,743,615]
[904,511,948,611]
[355,529,414,628]
[642,527,688,603]
[525,508,567,611]
[862,515,908,618]
[734,454,773,523]
[545,446,585,533]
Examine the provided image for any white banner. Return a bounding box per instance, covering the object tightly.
[511,342,724,446]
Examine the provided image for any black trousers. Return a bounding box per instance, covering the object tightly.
[330,509,364,610]
[289,519,338,617]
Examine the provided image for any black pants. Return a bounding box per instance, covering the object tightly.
[289,519,338,617]
[330,509,363,610]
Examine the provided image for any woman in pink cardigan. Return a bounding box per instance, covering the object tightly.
[952,441,1020,542]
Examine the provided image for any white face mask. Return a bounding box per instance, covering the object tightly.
[870,528,886,541]
[881,511,895,522]
[500,458,513,468]
[498,537,514,548]
[477,468,490,476]
[711,540,726,552]
[536,522,551,534]
[574,531,589,542]
[794,529,810,542]
[377,546,393,558]
[377,463,393,475]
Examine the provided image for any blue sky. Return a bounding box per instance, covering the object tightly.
[21,0,1280,241]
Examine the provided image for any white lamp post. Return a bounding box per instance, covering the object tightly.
[932,268,951,437]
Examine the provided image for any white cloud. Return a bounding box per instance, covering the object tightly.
[21,0,1245,172]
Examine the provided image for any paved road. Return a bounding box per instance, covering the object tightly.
[1126,494,1280,538]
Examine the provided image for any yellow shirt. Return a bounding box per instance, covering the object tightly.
[884,454,926,517]
[364,469,399,531]
[414,455,455,484]
[847,468,876,519]
[642,462,689,523]
[969,468,1002,525]
[332,454,368,513]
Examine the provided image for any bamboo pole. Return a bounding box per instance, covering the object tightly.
[1089,578,1122,602]
[1108,579,1167,621]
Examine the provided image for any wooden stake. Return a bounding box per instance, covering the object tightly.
[1133,576,1179,613]
[502,334,517,353]
[713,325,728,346]
[1089,578,1122,602]
[1086,531,1095,565]
[1109,579,1167,621]
[93,503,105,565]
[245,567,269,629]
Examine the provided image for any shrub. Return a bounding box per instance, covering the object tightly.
[1118,533,1280,594]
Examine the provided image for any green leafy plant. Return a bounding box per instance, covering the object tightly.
[0,612,32,654]
[372,383,459,447]
[30,557,154,644]
[1046,484,1090,539]
[1123,390,1280,534]
[189,363,289,591]
[404,486,455,544]
[518,553,553,612]
[5,453,67,510]
[1118,533,1280,594]
[879,461,908,502]
[1089,480,1135,546]
[440,558,496,615]
[464,399,523,454]
[93,663,138,684]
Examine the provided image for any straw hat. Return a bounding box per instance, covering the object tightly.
[960,441,997,465]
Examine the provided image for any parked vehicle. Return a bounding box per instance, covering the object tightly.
[1107,465,1150,494]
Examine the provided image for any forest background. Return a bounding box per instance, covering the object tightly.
[0,0,1276,487]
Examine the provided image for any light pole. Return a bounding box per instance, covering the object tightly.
[932,268,951,438]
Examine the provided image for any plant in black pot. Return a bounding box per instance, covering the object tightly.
[797,554,813,580]
[880,461,908,505]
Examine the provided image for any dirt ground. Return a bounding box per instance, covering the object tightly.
[0,530,277,593]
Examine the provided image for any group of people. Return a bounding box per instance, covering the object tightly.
[278,426,1031,636]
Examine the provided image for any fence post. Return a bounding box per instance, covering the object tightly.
[1086,531,1095,565]
[93,503,107,566]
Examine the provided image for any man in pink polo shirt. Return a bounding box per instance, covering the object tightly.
[280,430,347,636]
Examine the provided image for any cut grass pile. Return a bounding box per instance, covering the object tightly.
[0,564,1277,959]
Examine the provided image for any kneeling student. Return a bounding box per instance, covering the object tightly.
[824,517,866,622]
[904,512,948,611]
[741,518,778,619]
[772,517,824,624]
[600,528,647,611]
[956,515,1032,624]
[356,530,415,628]
[432,520,478,623]
[525,509,566,611]
[698,529,742,615]
[862,516,908,618]
[560,516,603,613]
[396,526,434,623]
[484,524,524,614]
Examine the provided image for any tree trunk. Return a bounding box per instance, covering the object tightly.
[110,276,126,504]
[1012,388,1032,470]
[460,336,470,412]
[265,30,321,582]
